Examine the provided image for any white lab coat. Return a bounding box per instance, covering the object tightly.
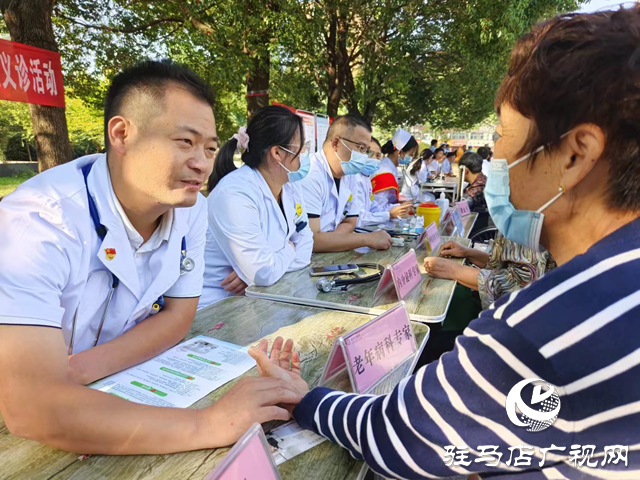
[341,173,390,227]
[400,160,428,200]
[0,154,207,354]
[299,148,360,231]
[427,159,451,176]
[371,157,400,209]
[482,159,491,177]
[199,166,313,307]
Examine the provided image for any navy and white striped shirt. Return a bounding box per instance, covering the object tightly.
[294,218,640,479]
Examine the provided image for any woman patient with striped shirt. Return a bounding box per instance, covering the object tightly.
[252,7,640,479]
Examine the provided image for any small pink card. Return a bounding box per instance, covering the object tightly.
[390,250,422,300]
[205,424,280,480]
[416,227,429,249]
[425,221,441,254]
[457,200,471,217]
[320,305,417,393]
[451,206,466,237]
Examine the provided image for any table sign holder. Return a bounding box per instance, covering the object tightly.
[373,249,422,300]
[451,206,466,237]
[319,304,418,394]
[205,423,281,480]
[457,199,471,217]
[416,221,441,255]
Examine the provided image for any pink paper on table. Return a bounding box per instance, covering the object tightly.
[343,306,416,393]
[425,221,441,254]
[457,200,471,217]
[207,430,279,480]
[390,250,422,300]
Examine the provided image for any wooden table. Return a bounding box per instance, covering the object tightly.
[246,214,477,323]
[0,297,430,480]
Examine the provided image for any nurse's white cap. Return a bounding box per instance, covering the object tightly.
[392,128,411,150]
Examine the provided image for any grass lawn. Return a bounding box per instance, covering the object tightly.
[0,175,31,198]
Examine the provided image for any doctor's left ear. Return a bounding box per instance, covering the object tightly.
[558,124,605,191]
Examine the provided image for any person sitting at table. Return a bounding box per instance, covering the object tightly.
[424,235,556,310]
[0,60,302,454]
[199,106,314,307]
[299,115,392,252]
[342,137,412,227]
[477,145,492,177]
[372,128,419,208]
[400,148,436,202]
[426,147,447,177]
[459,150,487,206]
[249,7,640,477]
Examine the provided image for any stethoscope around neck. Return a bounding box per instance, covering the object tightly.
[68,163,194,355]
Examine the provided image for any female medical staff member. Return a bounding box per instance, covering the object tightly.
[372,128,419,209]
[199,106,314,307]
[400,148,436,202]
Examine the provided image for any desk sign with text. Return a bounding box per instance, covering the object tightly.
[374,249,422,300]
[457,199,471,217]
[319,304,417,393]
[451,206,466,236]
[425,221,441,254]
[205,423,281,480]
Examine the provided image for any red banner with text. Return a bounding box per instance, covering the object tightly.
[0,39,65,108]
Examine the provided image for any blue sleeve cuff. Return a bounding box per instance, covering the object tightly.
[293,387,335,431]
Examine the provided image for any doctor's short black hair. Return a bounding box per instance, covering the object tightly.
[326,115,371,143]
[103,59,214,149]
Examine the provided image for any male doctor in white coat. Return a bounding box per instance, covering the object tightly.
[300,115,392,252]
[0,60,304,454]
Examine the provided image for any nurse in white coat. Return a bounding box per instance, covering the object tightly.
[199,106,313,307]
[372,128,419,209]
[0,61,301,456]
[400,148,436,202]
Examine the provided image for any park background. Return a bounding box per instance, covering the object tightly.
[0,0,631,197]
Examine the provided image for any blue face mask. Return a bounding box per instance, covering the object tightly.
[361,158,381,176]
[279,149,310,183]
[399,155,413,165]
[485,146,564,251]
[337,139,369,175]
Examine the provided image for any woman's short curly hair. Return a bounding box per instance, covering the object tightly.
[495,7,640,211]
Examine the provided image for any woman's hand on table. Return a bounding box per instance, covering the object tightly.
[439,240,470,259]
[389,203,412,219]
[204,376,303,447]
[249,337,310,400]
[220,270,248,295]
[423,256,461,281]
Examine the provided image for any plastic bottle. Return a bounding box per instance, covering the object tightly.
[409,215,417,232]
[435,192,449,223]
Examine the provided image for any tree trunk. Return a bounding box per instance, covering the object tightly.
[1,0,72,172]
[325,6,341,117]
[363,100,377,125]
[246,49,270,119]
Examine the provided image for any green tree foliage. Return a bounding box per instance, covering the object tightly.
[2,0,584,155]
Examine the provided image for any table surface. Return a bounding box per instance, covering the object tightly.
[246,214,477,323]
[0,297,430,480]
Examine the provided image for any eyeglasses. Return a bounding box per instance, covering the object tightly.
[492,131,501,142]
[280,141,311,156]
[368,151,383,160]
[339,137,371,155]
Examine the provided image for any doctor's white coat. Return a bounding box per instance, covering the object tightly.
[199,165,313,307]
